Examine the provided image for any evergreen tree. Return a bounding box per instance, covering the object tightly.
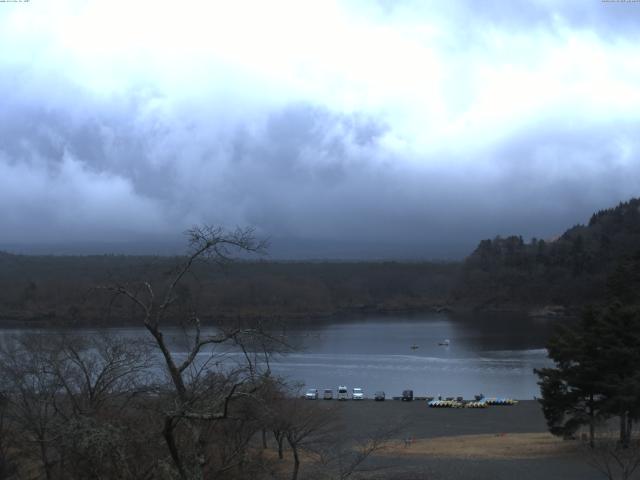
[535,309,606,447]
[607,251,640,305]
[592,303,640,448]
[536,304,640,448]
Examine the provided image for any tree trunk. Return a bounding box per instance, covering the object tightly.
[620,411,629,448]
[262,429,267,449]
[289,440,300,480]
[274,431,284,459]
[192,422,206,480]
[146,326,187,398]
[163,416,189,480]
[39,439,52,480]
[588,396,595,449]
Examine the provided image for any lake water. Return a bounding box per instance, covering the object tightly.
[271,311,557,399]
[0,311,559,399]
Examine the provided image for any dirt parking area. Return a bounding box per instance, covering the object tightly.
[314,400,604,480]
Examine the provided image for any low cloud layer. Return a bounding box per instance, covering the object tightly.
[1,1,639,258]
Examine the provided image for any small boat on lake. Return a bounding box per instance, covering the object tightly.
[410,344,419,350]
[438,339,450,346]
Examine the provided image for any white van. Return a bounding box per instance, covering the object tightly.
[337,385,349,400]
[352,387,364,400]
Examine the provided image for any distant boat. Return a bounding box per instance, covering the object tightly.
[410,344,419,350]
[438,339,450,346]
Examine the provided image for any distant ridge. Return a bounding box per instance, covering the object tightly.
[456,197,640,309]
[1,197,639,324]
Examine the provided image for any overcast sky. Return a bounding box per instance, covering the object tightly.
[1,0,639,259]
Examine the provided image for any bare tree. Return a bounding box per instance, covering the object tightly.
[49,334,157,480]
[0,332,158,480]
[106,226,287,480]
[255,377,290,460]
[261,392,402,480]
[0,391,16,479]
[277,398,338,480]
[314,420,405,480]
[0,334,63,480]
[48,333,153,417]
[586,425,640,480]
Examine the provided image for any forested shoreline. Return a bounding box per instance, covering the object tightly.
[0,198,639,326]
[0,255,459,326]
[455,198,640,311]
[0,227,402,480]
[0,201,638,478]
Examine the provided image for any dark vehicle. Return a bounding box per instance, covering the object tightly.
[401,389,413,401]
[374,391,386,401]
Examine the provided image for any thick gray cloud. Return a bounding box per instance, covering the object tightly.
[379,0,640,36]
[1,1,639,259]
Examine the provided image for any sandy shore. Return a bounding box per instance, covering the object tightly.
[310,400,604,479]
[381,433,577,459]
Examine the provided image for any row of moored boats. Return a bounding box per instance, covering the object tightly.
[427,397,519,408]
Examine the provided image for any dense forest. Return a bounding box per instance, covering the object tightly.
[1,198,639,325]
[0,253,457,326]
[455,198,640,311]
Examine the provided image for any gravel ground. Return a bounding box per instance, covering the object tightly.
[313,400,605,480]
[333,399,549,438]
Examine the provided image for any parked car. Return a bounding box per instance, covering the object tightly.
[323,389,333,400]
[374,391,386,401]
[352,387,364,400]
[337,385,349,400]
[305,388,318,400]
[401,389,414,401]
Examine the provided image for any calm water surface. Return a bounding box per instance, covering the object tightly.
[0,311,558,399]
[272,311,557,399]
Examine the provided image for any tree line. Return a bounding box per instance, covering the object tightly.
[0,253,457,327]
[0,227,399,480]
[535,250,640,478]
[4,197,640,323]
[456,198,640,309]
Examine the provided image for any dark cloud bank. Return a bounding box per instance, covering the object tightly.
[2,77,639,259]
[2,1,640,259]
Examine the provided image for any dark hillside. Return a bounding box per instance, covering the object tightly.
[2,198,639,324]
[455,198,640,310]
[0,254,458,325]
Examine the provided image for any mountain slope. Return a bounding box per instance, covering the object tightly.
[455,198,640,309]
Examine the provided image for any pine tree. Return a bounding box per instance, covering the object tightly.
[536,304,640,448]
[535,308,606,447]
[592,304,640,448]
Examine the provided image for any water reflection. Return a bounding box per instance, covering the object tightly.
[0,311,558,399]
[273,311,557,399]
